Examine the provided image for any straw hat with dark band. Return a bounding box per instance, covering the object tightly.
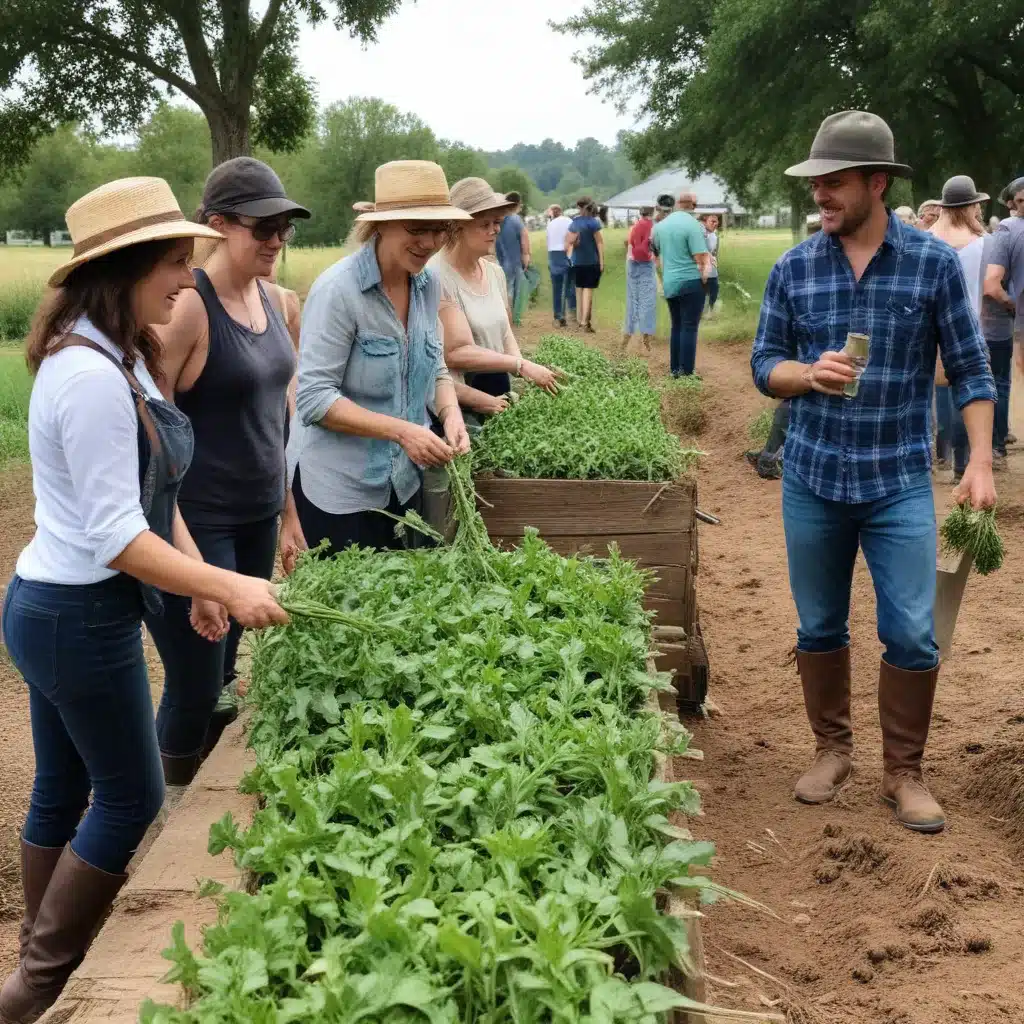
[355,161,471,222]
[49,177,223,288]
[448,177,517,217]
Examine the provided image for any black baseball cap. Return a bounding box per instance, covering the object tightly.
[201,157,310,220]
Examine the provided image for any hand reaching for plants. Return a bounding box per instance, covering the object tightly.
[476,393,509,415]
[443,411,471,455]
[279,512,308,576]
[224,576,289,628]
[397,423,454,467]
[520,360,563,395]
[190,598,229,641]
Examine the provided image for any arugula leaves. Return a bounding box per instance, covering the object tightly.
[142,455,716,1024]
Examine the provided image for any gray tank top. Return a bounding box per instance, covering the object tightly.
[175,269,295,525]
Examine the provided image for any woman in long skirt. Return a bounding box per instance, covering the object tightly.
[623,206,657,352]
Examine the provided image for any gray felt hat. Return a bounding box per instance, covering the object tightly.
[785,111,912,178]
[938,175,989,208]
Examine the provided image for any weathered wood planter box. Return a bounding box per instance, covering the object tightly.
[475,475,710,713]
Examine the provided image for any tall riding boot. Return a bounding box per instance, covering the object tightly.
[16,841,64,961]
[794,647,853,804]
[878,660,945,833]
[0,846,126,1024]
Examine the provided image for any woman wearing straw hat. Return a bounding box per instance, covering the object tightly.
[0,178,287,1024]
[929,175,989,483]
[144,157,308,789]
[289,160,471,554]
[433,177,560,415]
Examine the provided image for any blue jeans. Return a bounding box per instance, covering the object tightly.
[548,252,575,320]
[666,279,706,375]
[146,514,278,761]
[2,574,164,875]
[705,276,720,310]
[989,338,1012,454]
[782,472,938,671]
[504,266,523,321]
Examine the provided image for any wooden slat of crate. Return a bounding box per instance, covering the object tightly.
[476,478,695,536]
[489,531,694,567]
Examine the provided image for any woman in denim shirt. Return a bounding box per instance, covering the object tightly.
[286,161,471,553]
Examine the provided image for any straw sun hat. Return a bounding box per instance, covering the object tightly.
[49,177,223,288]
[355,161,471,222]
[448,178,517,217]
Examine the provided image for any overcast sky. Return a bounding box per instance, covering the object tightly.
[295,0,635,151]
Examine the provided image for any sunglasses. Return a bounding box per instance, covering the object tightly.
[225,214,296,243]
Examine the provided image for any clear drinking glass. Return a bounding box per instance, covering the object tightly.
[842,332,870,399]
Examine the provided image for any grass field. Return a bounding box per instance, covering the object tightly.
[0,230,790,468]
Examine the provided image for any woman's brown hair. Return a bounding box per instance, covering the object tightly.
[942,204,985,236]
[25,239,180,377]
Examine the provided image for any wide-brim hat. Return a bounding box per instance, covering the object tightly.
[998,176,1024,206]
[49,177,223,287]
[939,175,989,208]
[449,178,517,217]
[785,110,912,178]
[355,161,472,223]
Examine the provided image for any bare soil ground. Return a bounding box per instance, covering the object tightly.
[2,305,1022,1023]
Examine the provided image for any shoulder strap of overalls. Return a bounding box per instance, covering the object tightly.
[46,333,163,460]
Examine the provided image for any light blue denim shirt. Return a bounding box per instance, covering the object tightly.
[290,241,450,515]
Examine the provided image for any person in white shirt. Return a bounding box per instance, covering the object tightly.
[546,204,576,327]
[0,177,287,1024]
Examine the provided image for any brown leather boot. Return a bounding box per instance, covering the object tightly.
[878,660,945,833]
[0,846,126,1024]
[16,841,64,961]
[794,647,854,804]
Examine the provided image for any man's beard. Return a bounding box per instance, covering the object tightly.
[821,194,874,236]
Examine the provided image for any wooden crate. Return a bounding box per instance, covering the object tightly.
[475,476,708,709]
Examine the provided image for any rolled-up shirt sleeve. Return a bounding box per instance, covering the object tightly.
[55,369,150,568]
[295,276,356,427]
[751,261,794,396]
[936,253,998,410]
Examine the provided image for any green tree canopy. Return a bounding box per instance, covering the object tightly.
[0,0,404,175]
[556,0,1024,213]
[488,167,535,212]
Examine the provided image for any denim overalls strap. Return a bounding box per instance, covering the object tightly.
[46,334,194,614]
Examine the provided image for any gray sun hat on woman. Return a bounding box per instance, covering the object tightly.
[785,111,912,178]
[449,177,517,217]
[938,175,989,208]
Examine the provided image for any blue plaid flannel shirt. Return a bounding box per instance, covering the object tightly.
[751,213,996,504]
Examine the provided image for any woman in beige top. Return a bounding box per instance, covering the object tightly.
[434,178,559,415]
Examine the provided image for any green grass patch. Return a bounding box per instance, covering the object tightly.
[0,282,42,341]
[748,408,774,450]
[0,351,31,467]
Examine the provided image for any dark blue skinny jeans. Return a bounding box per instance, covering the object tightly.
[548,252,576,321]
[2,573,164,875]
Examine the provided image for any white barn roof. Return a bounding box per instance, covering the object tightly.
[606,169,746,214]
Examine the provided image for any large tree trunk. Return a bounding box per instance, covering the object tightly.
[206,105,252,166]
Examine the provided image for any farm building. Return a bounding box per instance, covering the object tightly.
[606,169,748,224]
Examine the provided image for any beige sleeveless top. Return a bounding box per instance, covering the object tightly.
[433,255,511,383]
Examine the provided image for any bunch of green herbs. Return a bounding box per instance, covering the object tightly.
[142,458,743,1024]
[473,337,700,482]
[940,502,1005,575]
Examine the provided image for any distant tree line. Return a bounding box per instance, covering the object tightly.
[0,99,643,247]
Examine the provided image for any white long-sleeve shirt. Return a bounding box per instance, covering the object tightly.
[16,317,159,584]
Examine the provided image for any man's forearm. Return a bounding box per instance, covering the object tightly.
[766,360,813,398]
[961,400,995,463]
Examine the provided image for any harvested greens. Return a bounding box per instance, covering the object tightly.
[471,337,701,482]
[141,456,736,1024]
[940,502,1005,575]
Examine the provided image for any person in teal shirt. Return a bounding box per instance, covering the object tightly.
[652,193,710,375]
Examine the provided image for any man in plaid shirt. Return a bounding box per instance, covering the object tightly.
[751,112,996,834]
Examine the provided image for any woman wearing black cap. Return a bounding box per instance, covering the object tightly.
[148,156,309,789]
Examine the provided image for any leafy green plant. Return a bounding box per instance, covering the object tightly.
[141,455,739,1024]
[748,409,773,451]
[940,503,1005,575]
[473,337,701,481]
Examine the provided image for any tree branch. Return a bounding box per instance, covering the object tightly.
[65,16,208,106]
[167,0,223,101]
[957,47,1022,96]
[254,0,288,58]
